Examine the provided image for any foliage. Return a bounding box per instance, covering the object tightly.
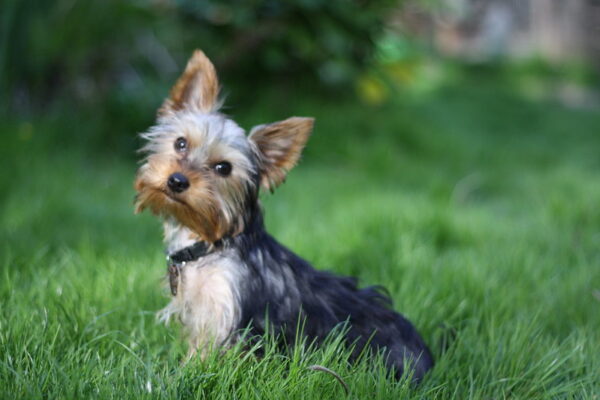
[1,0,397,112]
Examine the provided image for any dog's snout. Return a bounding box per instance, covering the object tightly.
[167,172,190,193]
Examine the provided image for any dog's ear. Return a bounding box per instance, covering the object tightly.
[249,117,314,191]
[159,50,220,116]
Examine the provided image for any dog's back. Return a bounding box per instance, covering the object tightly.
[233,216,434,381]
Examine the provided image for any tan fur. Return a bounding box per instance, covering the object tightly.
[249,117,314,191]
[159,50,220,116]
[134,154,226,242]
[157,252,244,358]
[134,114,258,241]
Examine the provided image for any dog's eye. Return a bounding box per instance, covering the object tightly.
[213,161,232,177]
[174,137,188,153]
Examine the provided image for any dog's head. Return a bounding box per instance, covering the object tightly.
[134,50,314,242]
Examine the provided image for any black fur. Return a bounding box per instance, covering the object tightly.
[224,203,434,382]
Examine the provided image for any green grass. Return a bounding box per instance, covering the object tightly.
[1,74,600,398]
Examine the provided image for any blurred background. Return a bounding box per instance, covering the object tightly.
[2,0,599,144]
[2,0,600,256]
[2,0,600,252]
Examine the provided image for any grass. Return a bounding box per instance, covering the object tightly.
[1,71,600,398]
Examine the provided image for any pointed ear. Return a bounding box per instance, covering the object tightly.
[159,50,220,116]
[249,117,314,191]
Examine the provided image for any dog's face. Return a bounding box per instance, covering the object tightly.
[134,50,314,242]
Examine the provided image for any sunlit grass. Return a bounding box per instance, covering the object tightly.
[1,77,599,398]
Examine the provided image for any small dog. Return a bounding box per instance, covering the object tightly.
[134,50,433,381]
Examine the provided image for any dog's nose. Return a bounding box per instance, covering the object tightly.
[167,172,190,193]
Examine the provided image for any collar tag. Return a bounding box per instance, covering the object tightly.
[165,239,225,296]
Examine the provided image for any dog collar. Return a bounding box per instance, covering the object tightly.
[166,239,223,296]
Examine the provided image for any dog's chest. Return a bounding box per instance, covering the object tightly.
[161,251,246,348]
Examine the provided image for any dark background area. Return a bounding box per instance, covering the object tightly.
[3,0,599,153]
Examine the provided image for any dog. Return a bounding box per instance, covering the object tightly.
[134,50,434,381]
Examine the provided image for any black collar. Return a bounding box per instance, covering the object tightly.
[166,239,223,296]
[167,240,222,265]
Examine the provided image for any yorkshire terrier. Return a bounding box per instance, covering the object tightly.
[134,50,434,381]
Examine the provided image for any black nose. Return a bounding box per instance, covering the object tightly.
[167,172,190,193]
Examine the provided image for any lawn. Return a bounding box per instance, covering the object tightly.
[1,71,599,398]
